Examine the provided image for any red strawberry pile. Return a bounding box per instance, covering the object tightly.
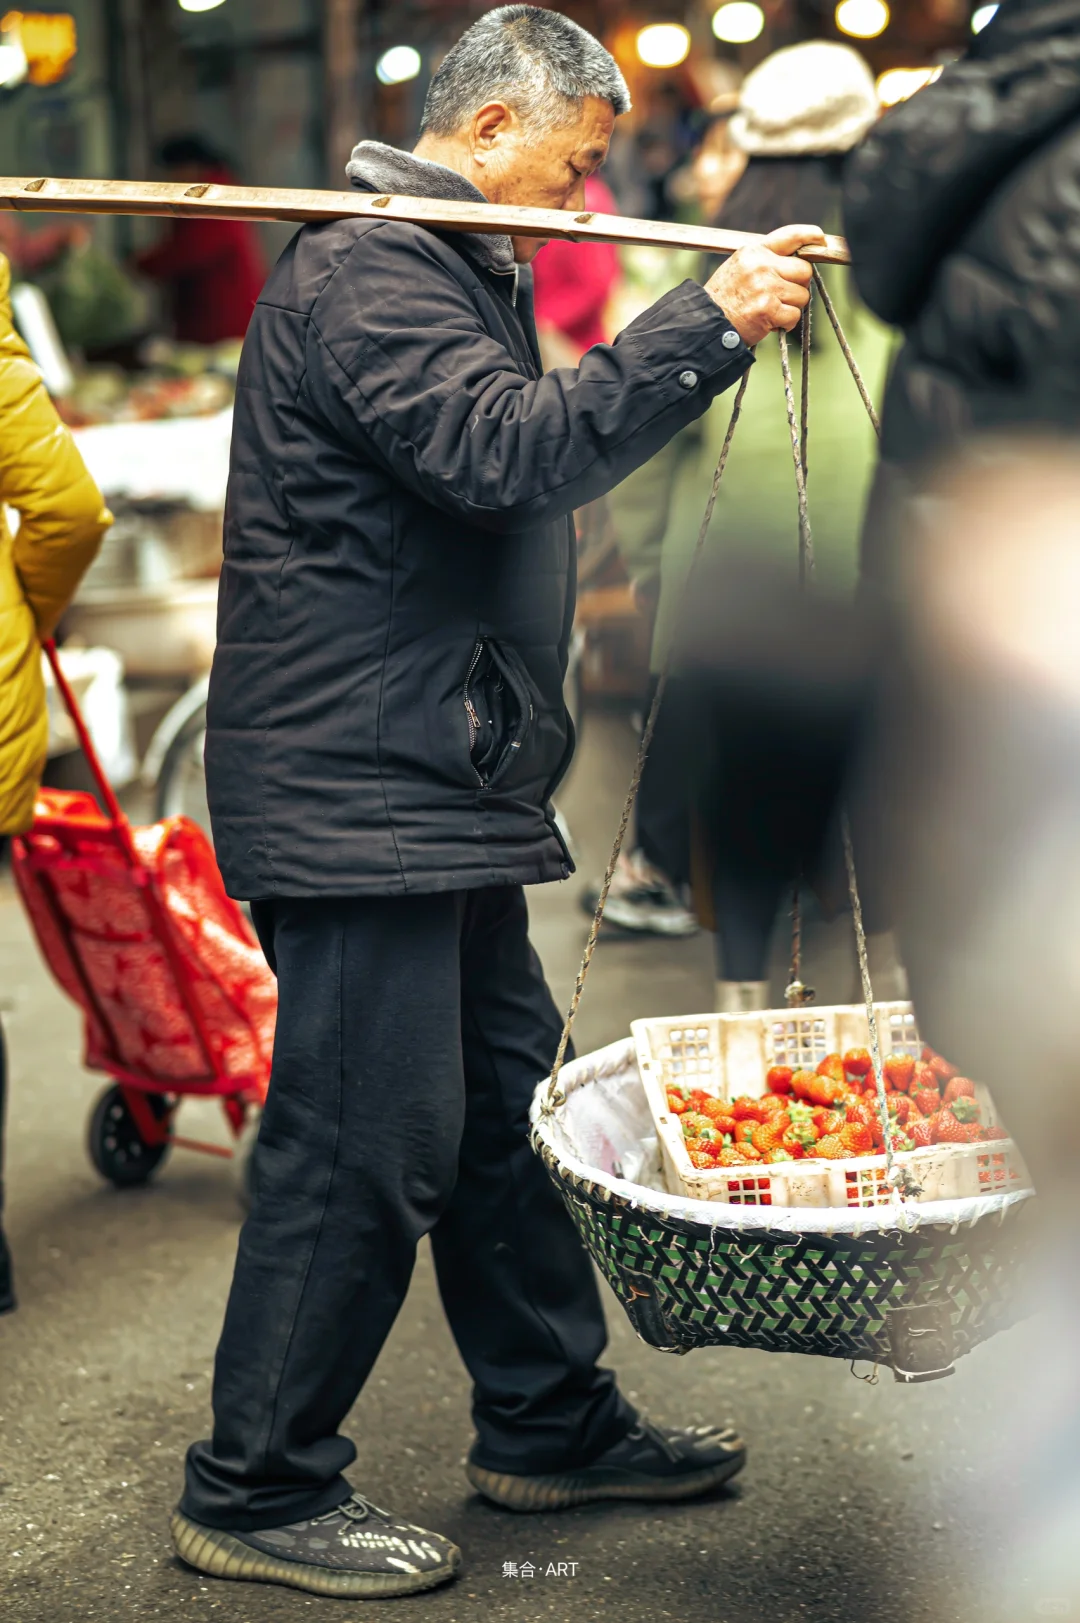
[666,1045,1008,1172]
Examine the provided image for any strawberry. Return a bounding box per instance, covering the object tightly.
[763,1147,795,1163]
[701,1096,734,1125]
[912,1061,938,1094]
[791,1069,819,1101]
[886,1094,913,1126]
[717,1146,750,1168]
[948,1095,980,1125]
[813,1134,846,1159]
[889,1129,915,1153]
[687,1089,712,1110]
[911,1088,942,1119]
[931,1110,969,1145]
[980,1124,1009,1142]
[739,1143,763,1161]
[840,1121,874,1155]
[666,1092,690,1114]
[843,1047,873,1079]
[781,1123,813,1158]
[759,1092,789,1117]
[734,1120,758,1146]
[732,1095,767,1123]
[752,1120,787,1154]
[883,1054,915,1092]
[688,1148,716,1169]
[910,1117,934,1148]
[813,1108,846,1137]
[695,1125,723,1145]
[680,1112,713,1139]
[766,1065,795,1095]
[929,1054,959,1084]
[942,1076,976,1107]
[811,1075,846,1108]
[816,1053,845,1083]
[955,1122,983,1144]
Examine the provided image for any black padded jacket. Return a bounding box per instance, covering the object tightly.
[205,161,753,898]
[843,0,1080,578]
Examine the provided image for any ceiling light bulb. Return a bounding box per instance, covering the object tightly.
[711,2,764,43]
[971,3,998,30]
[376,44,422,85]
[178,0,228,12]
[635,23,691,69]
[835,0,890,38]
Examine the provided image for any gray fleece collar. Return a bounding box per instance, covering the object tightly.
[345,140,516,274]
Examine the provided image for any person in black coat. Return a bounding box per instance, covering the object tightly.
[844,0,1080,582]
[173,5,824,1601]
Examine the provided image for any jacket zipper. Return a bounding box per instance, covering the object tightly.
[464,639,484,760]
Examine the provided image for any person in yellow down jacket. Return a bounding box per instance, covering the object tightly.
[0,250,111,1313]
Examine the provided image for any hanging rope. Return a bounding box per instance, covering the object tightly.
[779,277,910,1203]
[542,366,753,1111]
[781,299,816,1005]
[777,326,815,586]
[811,267,881,439]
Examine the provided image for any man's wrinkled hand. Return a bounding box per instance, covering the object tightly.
[704,224,826,347]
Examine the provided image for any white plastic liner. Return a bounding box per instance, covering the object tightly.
[531,1037,1034,1238]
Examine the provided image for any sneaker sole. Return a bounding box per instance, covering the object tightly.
[465,1449,746,1513]
[170,1511,461,1599]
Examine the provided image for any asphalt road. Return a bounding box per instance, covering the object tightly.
[0,709,1057,1623]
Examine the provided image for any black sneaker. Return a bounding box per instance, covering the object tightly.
[171,1492,461,1599]
[466,1416,746,1512]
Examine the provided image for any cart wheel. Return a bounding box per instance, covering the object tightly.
[232,1113,262,1212]
[87,1085,171,1188]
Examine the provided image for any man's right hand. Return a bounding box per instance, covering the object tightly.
[704,224,826,347]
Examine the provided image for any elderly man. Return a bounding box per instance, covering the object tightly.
[172,5,821,1600]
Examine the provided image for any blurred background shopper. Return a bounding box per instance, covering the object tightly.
[599,42,890,1008]
[0,252,111,1314]
[134,136,267,346]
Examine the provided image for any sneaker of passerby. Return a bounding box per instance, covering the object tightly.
[581,848,699,937]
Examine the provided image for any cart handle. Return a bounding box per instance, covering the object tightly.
[42,638,128,830]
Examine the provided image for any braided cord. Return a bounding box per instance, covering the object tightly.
[543,366,753,1110]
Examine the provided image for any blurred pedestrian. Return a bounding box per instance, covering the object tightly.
[844,0,1080,586]
[0,251,112,1313]
[608,43,890,1000]
[581,107,746,941]
[532,173,621,366]
[134,136,266,345]
[171,3,823,1600]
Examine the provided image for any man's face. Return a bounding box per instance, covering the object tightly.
[472,95,615,264]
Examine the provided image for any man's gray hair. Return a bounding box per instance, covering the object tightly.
[420,6,631,140]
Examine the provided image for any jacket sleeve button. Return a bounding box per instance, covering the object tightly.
[721,329,741,350]
[677,369,699,390]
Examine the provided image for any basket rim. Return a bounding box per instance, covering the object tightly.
[531,1036,1035,1238]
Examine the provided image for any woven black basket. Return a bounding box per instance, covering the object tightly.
[531,1040,1035,1381]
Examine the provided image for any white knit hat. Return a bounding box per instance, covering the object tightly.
[730,41,879,157]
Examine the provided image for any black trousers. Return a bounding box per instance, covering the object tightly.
[181,886,630,1532]
[635,676,693,887]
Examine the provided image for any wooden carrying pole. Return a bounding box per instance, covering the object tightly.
[0,175,851,265]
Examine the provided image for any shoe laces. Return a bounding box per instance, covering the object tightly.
[313,1493,390,1526]
[626,1416,683,1463]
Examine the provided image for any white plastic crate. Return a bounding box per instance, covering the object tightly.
[631,1003,1032,1210]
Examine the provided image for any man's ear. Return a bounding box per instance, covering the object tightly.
[471,101,516,166]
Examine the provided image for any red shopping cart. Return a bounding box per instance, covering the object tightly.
[11,641,275,1197]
